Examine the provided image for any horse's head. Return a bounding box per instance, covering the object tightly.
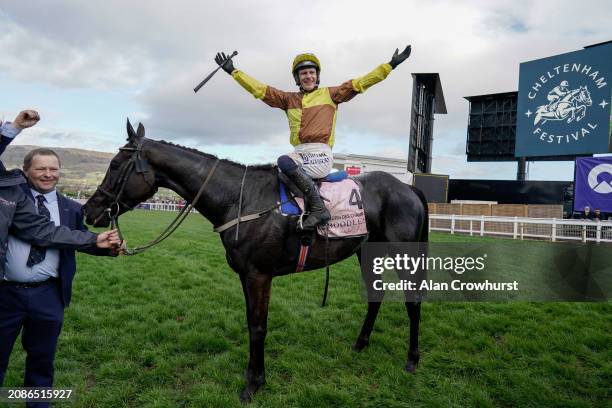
[83,119,158,227]
[578,86,593,106]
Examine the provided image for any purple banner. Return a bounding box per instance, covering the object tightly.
[574,156,612,212]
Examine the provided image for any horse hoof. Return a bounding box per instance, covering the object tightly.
[240,376,265,404]
[239,388,254,404]
[405,361,418,374]
[353,338,369,352]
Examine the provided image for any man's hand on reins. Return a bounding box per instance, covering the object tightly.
[111,240,128,256]
[96,229,121,249]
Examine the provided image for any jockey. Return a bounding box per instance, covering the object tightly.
[215,46,412,230]
[547,80,570,110]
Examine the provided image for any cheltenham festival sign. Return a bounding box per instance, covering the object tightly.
[515,42,612,157]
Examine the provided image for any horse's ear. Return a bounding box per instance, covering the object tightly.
[126,118,139,143]
[136,122,145,139]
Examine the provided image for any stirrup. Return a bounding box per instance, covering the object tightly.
[297,213,317,231]
[297,211,306,230]
[298,211,330,231]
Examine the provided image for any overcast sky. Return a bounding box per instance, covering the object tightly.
[1,0,610,180]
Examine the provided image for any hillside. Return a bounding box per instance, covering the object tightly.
[2,145,113,194]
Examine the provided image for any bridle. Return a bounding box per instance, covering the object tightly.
[93,138,219,255]
[94,138,154,221]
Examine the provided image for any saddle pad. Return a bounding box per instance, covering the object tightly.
[319,170,348,182]
[279,180,301,215]
[278,170,349,216]
[295,178,368,238]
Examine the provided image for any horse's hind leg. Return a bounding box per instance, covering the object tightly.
[384,211,424,373]
[404,301,421,373]
[402,244,424,373]
[354,252,384,351]
[396,266,422,373]
[239,271,272,403]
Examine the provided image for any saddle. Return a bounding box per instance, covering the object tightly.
[278,170,348,200]
[278,170,368,238]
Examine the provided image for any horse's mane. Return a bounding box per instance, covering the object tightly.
[156,139,276,171]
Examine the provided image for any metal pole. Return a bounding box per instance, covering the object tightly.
[516,157,527,181]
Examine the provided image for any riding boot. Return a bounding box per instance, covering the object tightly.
[286,167,330,230]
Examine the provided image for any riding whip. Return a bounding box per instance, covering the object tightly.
[194,51,238,93]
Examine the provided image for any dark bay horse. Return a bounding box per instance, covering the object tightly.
[83,121,429,402]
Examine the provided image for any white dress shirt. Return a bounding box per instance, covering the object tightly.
[3,189,61,282]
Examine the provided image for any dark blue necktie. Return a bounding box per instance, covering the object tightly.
[26,195,52,267]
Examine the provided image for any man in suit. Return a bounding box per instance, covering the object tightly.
[0,145,117,402]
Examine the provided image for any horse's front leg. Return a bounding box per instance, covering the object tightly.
[567,106,576,123]
[576,106,586,122]
[239,271,273,403]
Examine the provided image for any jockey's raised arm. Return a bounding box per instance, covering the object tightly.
[214,46,412,230]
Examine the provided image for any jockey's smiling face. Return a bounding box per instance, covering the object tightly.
[298,68,318,91]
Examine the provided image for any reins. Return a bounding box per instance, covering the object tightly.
[100,139,220,255]
[234,165,248,240]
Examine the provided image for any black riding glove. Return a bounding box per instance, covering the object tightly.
[215,52,235,75]
[389,45,412,69]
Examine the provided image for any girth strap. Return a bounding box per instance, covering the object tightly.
[214,212,268,233]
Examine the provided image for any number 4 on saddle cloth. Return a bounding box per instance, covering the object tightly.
[279,170,368,238]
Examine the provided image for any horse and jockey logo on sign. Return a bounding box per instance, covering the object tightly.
[525,65,604,146]
[515,42,612,157]
[533,81,593,125]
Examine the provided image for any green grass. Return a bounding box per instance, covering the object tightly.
[3,211,610,407]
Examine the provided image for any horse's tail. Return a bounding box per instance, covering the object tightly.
[411,186,429,243]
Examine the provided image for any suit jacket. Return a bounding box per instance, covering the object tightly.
[21,184,110,306]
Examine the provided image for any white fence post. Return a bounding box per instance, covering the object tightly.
[596,221,601,243]
[469,220,473,236]
[513,217,518,239]
[582,225,587,243]
[480,215,484,236]
[551,218,557,242]
[451,215,455,235]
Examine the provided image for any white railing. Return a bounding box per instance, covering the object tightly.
[136,203,612,243]
[137,202,197,212]
[430,214,612,243]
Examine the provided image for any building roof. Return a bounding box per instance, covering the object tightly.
[334,153,407,165]
[464,91,518,101]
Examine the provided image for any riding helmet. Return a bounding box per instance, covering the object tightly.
[292,53,321,86]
